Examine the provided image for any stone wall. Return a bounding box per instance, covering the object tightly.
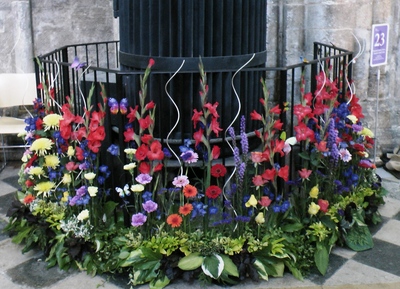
[1,0,400,156]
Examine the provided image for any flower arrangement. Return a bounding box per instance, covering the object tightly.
[5,58,385,288]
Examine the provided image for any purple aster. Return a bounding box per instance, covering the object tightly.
[180,150,199,164]
[131,213,147,227]
[135,173,153,185]
[142,200,158,213]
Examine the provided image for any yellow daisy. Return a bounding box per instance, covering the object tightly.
[43,114,63,131]
[30,138,53,156]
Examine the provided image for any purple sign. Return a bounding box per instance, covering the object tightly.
[370,24,389,67]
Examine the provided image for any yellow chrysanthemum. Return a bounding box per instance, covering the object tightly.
[34,181,55,197]
[30,138,53,156]
[44,154,60,169]
[62,173,72,184]
[29,167,45,177]
[123,162,137,170]
[43,114,63,131]
[346,115,358,124]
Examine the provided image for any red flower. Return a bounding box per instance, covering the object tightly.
[269,104,281,115]
[262,168,276,181]
[183,184,198,198]
[153,163,163,172]
[25,154,38,168]
[318,199,329,213]
[273,119,284,130]
[60,121,72,140]
[147,140,164,161]
[25,179,35,188]
[148,58,155,68]
[273,139,285,157]
[65,161,79,171]
[141,134,153,144]
[145,101,155,110]
[258,196,272,207]
[23,194,35,205]
[35,118,43,130]
[72,126,87,141]
[193,128,204,147]
[75,147,84,161]
[90,111,105,125]
[192,109,204,128]
[298,168,312,179]
[252,175,266,187]
[138,115,153,130]
[315,141,328,152]
[251,151,267,163]
[88,126,106,141]
[138,161,151,174]
[294,122,315,142]
[211,164,227,178]
[203,102,219,118]
[210,117,223,137]
[250,110,263,121]
[205,185,222,199]
[293,104,312,122]
[136,144,149,161]
[166,214,182,228]
[179,203,193,216]
[127,105,139,123]
[124,128,135,142]
[278,165,289,182]
[211,145,220,159]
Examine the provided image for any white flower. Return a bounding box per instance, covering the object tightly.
[84,172,96,181]
[124,162,137,170]
[77,209,89,221]
[88,186,98,197]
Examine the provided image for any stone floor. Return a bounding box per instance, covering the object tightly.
[1,161,400,289]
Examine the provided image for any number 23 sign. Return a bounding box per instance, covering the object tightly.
[370,23,389,67]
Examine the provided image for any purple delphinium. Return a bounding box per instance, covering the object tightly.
[142,200,158,213]
[327,118,338,149]
[131,213,147,227]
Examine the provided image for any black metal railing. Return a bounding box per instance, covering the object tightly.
[35,41,353,184]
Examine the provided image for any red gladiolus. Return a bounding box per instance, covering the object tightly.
[166,214,182,228]
[60,121,72,140]
[203,102,219,118]
[136,144,149,161]
[138,115,153,130]
[141,134,153,144]
[273,119,284,130]
[75,146,84,161]
[192,109,204,128]
[153,163,163,172]
[91,111,105,125]
[124,128,135,142]
[35,118,43,130]
[138,161,151,174]
[250,110,263,121]
[65,161,79,171]
[72,126,87,141]
[251,151,267,164]
[294,122,315,142]
[210,117,223,137]
[127,105,139,123]
[25,154,38,168]
[273,139,285,157]
[278,165,289,182]
[318,199,329,213]
[269,104,281,115]
[205,185,222,199]
[147,140,164,161]
[211,145,220,159]
[262,168,276,181]
[145,101,155,110]
[211,164,227,178]
[315,141,328,152]
[293,104,312,122]
[193,128,204,147]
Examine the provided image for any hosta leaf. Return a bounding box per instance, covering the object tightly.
[149,274,170,289]
[178,252,204,271]
[201,254,224,279]
[253,259,269,281]
[315,243,329,275]
[220,254,239,277]
[344,225,374,251]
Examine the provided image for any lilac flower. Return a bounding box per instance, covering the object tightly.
[339,148,352,162]
[142,200,158,213]
[172,175,189,188]
[240,132,249,155]
[107,144,120,156]
[327,118,338,149]
[135,173,153,185]
[330,143,340,164]
[131,213,147,227]
[233,147,241,168]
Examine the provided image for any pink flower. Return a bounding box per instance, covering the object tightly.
[259,196,272,207]
[172,175,189,188]
[318,199,329,213]
[252,175,266,187]
[298,168,312,179]
[250,110,263,121]
[131,213,147,227]
[142,200,158,213]
[211,145,220,159]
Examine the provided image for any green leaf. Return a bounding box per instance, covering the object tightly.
[220,254,239,277]
[120,249,143,267]
[253,259,269,281]
[298,152,311,160]
[201,254,224,279]
[280,131,287,141]
[281,222,304,232]
[283,260,303,280]
[314,242,329,275]
[104,201,118,217]
[118,250,130,260]
[149,274,170,289]
[320,215,337,230]
[178,252,204,271]
[344,225,374,251]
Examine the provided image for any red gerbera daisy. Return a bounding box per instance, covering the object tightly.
[166,214,183,228]
[183,184,197,198]
[179,203,193,216]
[205,185,222,199]
[211,164,227,178]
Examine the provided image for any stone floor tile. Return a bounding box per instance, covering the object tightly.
[379,197,400,218]
[6,257,71,289]
[323,259,400,286]
[47,272,123,289]
[0,274,26,289]
[352,238,400,277]
[332,245,357,259]
[0,181,18,196]
[372,220,400,247]
[0,239,40,270]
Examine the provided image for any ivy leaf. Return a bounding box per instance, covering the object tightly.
[201,254,224,279]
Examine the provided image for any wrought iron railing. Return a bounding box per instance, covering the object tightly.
[35,41,353,184]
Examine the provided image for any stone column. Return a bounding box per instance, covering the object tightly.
[12,0,34,73]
